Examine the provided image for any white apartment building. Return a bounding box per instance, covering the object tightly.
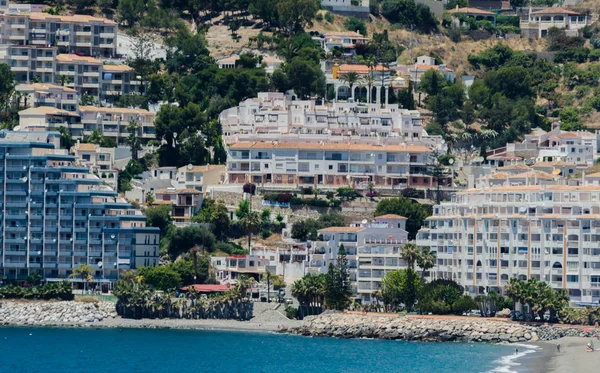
[0,12,117,57]
[308,215,409,303]
[394,55,456,84]
[219,92,425,140]
[16,83,79,112]
[416,183,600,305]
[216,54,283,74]
[487,128,599,168]
[175,164,226,192]
[17,106,80,133]
[521,7,589,39]
[226,141,451,190]
[328,63,392,104]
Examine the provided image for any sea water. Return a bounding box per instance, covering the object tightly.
[0,327,531,373]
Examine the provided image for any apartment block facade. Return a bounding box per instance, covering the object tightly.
[16,83,79,113]
[226,141,451,190]
[307,215,410,303]
[416,184,600,305]
[0,46,141,101]
[219,92,425,141]
[79,106,156,144]
[0,12,117,57]
[0,131,159,282]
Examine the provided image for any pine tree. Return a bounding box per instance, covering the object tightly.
[336,244,353,310]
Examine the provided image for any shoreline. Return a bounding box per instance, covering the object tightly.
[532,336,600,373]
[1,317,301,332]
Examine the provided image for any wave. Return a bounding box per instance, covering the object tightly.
[487,344,540,373]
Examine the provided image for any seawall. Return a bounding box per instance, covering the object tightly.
[0,300,117,326]
[286,313,596,343]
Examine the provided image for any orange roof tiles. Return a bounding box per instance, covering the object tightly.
[76,143,97,151]
[228,141,430,153]
[447,7,495,15]
[56,54,102,65]
[375,214,407,220]
[102,64,133,72]
[156,188,202,194]
[17,83,77,93]
[79,106,153,115]
[318,226,363,233]
[531,7,581,15]
[338,64,389,73]
[20,106,79,116]
[25,12,117,24]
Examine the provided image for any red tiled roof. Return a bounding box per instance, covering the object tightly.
[447,7,495,15]
[180,284,231,293]
[531,7,581,15]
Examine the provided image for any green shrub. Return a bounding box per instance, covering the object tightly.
[324,12,334,23]
[344,16,367,36]
[285,305,299,319]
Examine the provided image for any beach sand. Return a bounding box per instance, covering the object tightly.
[533,336,600,373]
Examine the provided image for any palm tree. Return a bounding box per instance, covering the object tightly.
[69,264,94,293]
[340,72,360,101]
[235,275,255,300]
[241,211,262,253]
[363,56,376,103]
[416,247,437,279]
[56,75,69,86]
[126,119,142,161]
[400,243,421,270]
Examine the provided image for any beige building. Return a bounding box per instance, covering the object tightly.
[79,106,156,144]
[17,106,80,132]
[70,141,115,170]
[176,164,226,192]
[16,83,78,112]
[0,12,117,57]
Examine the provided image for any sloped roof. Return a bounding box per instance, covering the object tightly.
[531,7,581,15]
[447,7,495,15]
[375,214,407,220]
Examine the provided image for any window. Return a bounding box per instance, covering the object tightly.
[329,165,333,170]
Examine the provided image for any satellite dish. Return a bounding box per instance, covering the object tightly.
[448,158,455,165]
[97,261,103,268]
[110,234,115,239]
[362,219,368,224]
[20,177,28,182]
[187,164,193,170]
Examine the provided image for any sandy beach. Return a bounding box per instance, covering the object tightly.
[532,336,600,373]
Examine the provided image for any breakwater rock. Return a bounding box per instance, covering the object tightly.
[0,300,117,326]
[287,313,595,343]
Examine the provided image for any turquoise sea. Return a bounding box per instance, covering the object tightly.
[0,327,536,373]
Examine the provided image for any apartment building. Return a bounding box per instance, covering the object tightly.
[307,215,409,303]
[521,7,589,39]
[0,130,160,281]
[416,182,600,305]
[79,106,156,144]
[486,128,599,168]
[152,188,203,225]
[16,83,79,112]
[0,45,57,84]
[0,46,140,101]
[329,63,392,104]
[226,141,451,190]
[219,92,425,140]
[0,12,117,57]
[17,106,80,133]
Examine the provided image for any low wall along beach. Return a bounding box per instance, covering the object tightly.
[287,313,597,343]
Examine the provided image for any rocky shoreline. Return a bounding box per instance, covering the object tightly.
[286,313,597,343]
[0,300,117,326]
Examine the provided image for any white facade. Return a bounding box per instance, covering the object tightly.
[308,215,410,303]
[226,141,452,190]
[416,183,600,305]
[313,31,367,56]
[219,92,425,140]
[16,83,79,112]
